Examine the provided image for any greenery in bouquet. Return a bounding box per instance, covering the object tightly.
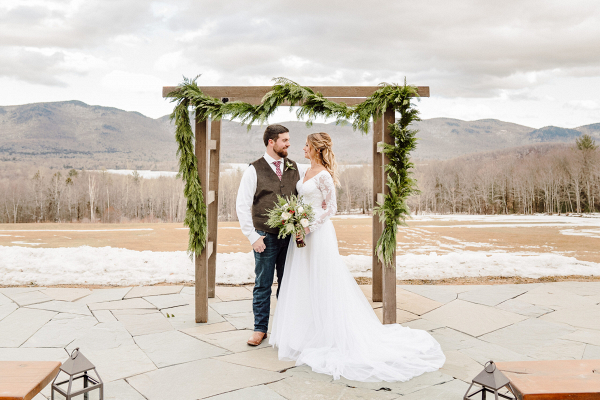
[265,195,315,245]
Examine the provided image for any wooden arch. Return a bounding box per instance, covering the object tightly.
[162,85,430,325]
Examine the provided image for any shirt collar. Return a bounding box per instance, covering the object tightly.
[263,152,283,164]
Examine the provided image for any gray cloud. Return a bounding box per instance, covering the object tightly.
[1,0,599,101]
[164,0,600,96]
[0,48,68,86]
[0,1,157,48]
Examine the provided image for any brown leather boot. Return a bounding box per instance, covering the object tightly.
[247,331,267,346]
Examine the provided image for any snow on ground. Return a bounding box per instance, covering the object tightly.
[411,213,600,224]
[1,245,598,286]
[560,228,600,239]
[98,170,178,179]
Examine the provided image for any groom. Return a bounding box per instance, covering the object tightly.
[236,124,300,346]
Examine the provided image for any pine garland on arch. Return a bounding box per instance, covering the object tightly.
[169,76,421,267]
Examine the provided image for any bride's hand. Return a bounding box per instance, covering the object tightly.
[304,227,310,235]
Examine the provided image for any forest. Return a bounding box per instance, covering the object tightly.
[1,136,598,223]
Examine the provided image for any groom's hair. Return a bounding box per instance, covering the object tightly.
[263,124,289,146]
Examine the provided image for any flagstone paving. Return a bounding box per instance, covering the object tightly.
[125,285,184,299]
[41,287,91,302]
[5,289,52,306]
[0,292,14,306]
[143,293,189,309]
[27,300,93,315]
[422,299,527,336]
[1,282,599,399]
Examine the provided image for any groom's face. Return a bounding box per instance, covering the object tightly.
[271,132,290,158]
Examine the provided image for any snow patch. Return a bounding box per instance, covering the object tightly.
[560,229,600,239]
[1,246,598,286]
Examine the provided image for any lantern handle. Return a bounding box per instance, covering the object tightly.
[70,347,80,360]
[484,360,496,373]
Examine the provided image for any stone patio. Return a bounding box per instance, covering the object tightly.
[0,282,599,399]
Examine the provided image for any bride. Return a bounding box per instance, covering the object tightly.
[269,132,445,382]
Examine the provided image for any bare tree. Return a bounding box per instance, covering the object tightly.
[88,173,98,221]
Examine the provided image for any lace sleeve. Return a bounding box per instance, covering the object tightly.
[309,173,337,233]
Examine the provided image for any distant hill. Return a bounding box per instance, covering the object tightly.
[0,100,598,170]
[0,101,175,170]
[575,123,600,137]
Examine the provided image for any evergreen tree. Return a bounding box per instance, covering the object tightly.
[575,134,598,151]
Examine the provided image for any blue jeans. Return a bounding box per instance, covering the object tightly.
[253,230,289,333]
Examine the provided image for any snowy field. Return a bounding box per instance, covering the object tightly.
[1,214,599,286]
[1,245,599,286]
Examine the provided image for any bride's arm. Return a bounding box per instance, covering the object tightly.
[308,173,337,233]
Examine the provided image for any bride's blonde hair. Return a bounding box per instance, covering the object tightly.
[307,132,340,187]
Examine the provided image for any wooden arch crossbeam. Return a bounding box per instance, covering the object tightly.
[162,85,430,324]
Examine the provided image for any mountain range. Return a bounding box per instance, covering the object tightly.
[1,100,598,170]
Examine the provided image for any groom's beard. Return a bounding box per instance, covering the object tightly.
[274,147,288,158]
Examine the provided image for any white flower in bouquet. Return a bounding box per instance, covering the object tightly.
[283,203,289,208]
[297,206,304,213]
[281,212,291,220]
[300,218,309,228]
[285,223,295,234]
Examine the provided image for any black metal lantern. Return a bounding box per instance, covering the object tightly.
[464,361,516,400]
[51,348,103,400]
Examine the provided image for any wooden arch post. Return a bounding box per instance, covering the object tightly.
[163,85,429,324]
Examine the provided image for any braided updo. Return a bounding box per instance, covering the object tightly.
[307,132,340,187]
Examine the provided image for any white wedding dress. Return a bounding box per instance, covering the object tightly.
[269,170,446,382]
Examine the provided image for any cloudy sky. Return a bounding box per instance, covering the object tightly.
[1,0,599,128]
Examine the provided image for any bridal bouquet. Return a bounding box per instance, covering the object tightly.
[265,195,315,248]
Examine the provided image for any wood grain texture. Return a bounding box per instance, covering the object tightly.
[372,116,383,303]
[207,119,221,298]
[194,118,210,323]
[381,107,397,324]
[497,360,600,400]
[162,86,430,100]
[0,361,60,400]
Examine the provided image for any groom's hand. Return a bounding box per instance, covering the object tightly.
[252,236,266,253]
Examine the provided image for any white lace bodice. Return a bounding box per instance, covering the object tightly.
[297,170,337,233]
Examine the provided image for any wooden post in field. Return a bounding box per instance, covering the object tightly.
[372,117,384,303]
[207,120,221,298]
[194,118,210,322]
[382,107,397,324]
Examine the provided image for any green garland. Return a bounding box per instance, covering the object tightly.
[169,77,420,267]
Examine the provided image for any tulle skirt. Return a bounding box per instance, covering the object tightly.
[269,219,446,382]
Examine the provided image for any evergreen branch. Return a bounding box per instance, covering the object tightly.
[169,76,208,257]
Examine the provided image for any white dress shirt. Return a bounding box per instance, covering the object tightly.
[236,152,308,245]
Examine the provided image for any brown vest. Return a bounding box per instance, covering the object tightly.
[252,157,300,235]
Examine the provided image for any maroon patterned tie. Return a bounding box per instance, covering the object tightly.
[274,161,282,180]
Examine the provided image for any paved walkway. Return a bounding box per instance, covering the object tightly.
[0,282,599,399]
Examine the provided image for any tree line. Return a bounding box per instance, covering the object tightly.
[0,170,187,223]
[1,135,597,223]
[0,164,373,224]
[410,135,600,214]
